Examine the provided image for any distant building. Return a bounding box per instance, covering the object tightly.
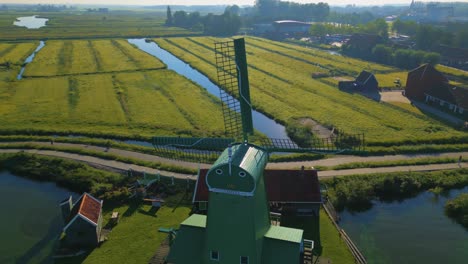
[272,20,312,34]
[339,70,379,92]
[60,193,103,248]
[406,64,468,120]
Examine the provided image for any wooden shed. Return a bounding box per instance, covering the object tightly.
[339,70,379,92]
[60,193,103,248]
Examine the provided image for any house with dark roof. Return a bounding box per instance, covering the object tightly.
[272,20,312,34]
[193,167,322,216]
[406,63,468,120]
[339,70,379,92]
[60,193,103,248]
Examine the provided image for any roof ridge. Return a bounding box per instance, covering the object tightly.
[78,194,86,215]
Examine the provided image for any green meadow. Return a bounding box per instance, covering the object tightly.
[0,40,224,139]
[0,11,194,41]
[154,36,467,146]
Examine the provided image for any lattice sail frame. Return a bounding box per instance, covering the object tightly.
[214,38,253,141]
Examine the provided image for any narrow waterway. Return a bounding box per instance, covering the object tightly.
[339,187,468,264]
[17,41,45,80]
[128,38,290,140]
[0,171,75,264]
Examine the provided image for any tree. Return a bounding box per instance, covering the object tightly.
[309,24,327,42]
[393,49,412,68]
[165,6,173,26]
[372,44,392,64]
[423,52,441,65]
[172,11,188,27]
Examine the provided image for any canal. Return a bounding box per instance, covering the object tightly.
[339,187,468,264]
[128,38,291,140]
[0,171,75,264]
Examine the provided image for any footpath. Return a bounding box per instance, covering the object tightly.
[0,142,467,179]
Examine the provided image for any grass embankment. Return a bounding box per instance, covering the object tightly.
[0,38,225,139]
[316,156,465,171]
[322,169,468,211]
[445,193,468,229]
[0,142,197,174]
[281,211,355,264]
[154,37,467,149]
[0,11,195,41]
[0,153,130,201]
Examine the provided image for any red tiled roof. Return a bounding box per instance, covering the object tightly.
[193,169,321,203]
[79,193,102,224]
[68,193,102,225]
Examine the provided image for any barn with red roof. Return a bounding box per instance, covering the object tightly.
[60,193,103,247]
[192,167,322,216]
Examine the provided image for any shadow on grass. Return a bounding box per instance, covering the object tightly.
[122,200,140,217]
[138,206,160,217]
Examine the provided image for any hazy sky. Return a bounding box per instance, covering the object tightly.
[0,0,463,7]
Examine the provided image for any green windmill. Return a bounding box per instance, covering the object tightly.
[154,38,364,264]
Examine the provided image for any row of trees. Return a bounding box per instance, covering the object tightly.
[166,7,240,36]
[309,18,389,41]
[371,45,440,69]
[392,19,468,50]
[255,0,330,22]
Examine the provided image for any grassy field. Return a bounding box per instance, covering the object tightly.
[79,203,191,264]
[0,70,224,138]
[154,36,467,145]
[0,11,195,40]
[23,39,165,77]
[0,38,225,139]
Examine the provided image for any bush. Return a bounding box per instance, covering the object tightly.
[445,193,468,228]
[0,153,129,199]
[324,169,468,211]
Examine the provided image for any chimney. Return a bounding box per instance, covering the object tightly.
[59,196,73,224]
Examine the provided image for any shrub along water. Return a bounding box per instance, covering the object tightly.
[0,153,131,202]
[323,169,468,211]
[445,193,468,229]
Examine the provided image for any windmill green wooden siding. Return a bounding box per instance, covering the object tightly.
[165,143,306,264]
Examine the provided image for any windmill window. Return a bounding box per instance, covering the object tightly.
[240,256,249,264]
[210,250,219,261]
[215,169,223,175]
[239,171,247,177]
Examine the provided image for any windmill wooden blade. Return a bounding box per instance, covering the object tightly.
[261,133,365,154]
[215,38,253,141]
[152,137,235,163]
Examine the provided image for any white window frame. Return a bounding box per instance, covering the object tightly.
[240,256,249,264]
[210,250,219,261]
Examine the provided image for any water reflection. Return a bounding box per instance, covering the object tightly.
[13,15,48,29]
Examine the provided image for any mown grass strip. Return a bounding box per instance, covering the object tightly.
[0,143,197,175]
[315,157,463,171]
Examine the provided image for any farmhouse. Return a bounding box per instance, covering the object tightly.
[165,143,316,264]
[405,63,468,119]
[193,167,322,216]
[338,70,379,92]
[273,20,312,34]
[60,193,103,248]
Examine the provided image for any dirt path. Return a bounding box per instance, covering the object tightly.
[1,141,467,179]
